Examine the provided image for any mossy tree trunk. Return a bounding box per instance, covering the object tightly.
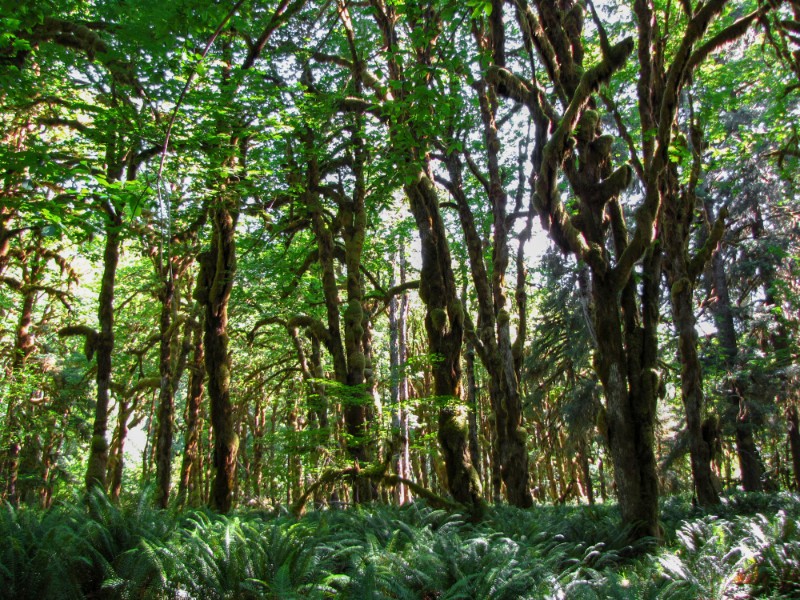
[662,121,723,507]
[488,0,757,538]
[154,274,176,508]
[3,285,36,505]
[84,99,156,494]
[196,195,239,513]
[85,201,122,493]
[178,314,205,507]
[493,0,662,533]
[705,201,765,491]
[443,142,532,507]
[405,175,484,509]
[153,260,194,508]
[296,120,376,502]
[363,0,483,510]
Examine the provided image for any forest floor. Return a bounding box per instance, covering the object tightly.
[1,490,799,599]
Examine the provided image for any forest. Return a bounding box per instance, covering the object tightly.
[1,0,800,597]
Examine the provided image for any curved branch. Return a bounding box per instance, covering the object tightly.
[59,324,99,360]
[291,466,461,516]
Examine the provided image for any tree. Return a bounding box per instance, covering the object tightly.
[488,0,764,537]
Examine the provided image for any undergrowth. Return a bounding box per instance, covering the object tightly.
[1,490,798,599]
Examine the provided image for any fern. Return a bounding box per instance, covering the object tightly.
[738,510,800,596]
[1,492,798,598]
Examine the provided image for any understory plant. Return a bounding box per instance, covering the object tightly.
[0,491,798,599]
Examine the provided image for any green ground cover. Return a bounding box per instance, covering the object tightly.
[2,491,798,599]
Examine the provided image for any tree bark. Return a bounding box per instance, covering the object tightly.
[787,405,800,490]
[154,274,175,508]
[592,258,661,539]
[178,316,205,507]
[3,287,36,505]
[705,202,765,491]
[299,125,375,501]
[406,175,483,510]
[196,199,239,513]
[445,147,532,507]
[107,399,134,502]
[390,246,413,503]
[364,0,488,509]
[670,281,719,505]
[661,115,721,507]
[85,205,122,492]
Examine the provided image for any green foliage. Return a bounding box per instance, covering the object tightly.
[1,492,799,598]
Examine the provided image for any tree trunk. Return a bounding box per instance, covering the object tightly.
[670,281,719,506]
[464,339,482,482]
[444,142,532,508]
[578,441,594,505]
[178,319,204,507]
[3,287,36,505]
[108,399,130,502]
[196,201,239,513]
[706,208,765,491]
[406,175,483,510]
[787,405,800,490]
[155,274,175,508]
[86,207,121,492]
[390,247,413,504]
[299,123,375,502]
[592,259,661,539]
[598,455,607,502]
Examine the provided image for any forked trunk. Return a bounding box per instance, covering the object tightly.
[406,175,482,511]
[593,265,660,540]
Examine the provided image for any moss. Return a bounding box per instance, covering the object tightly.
[576,109,599,143]
[344,301,363,323]
[592,134,614,158]
[497,309,511,327]
[430,308,447,331]
[448,301,464,324]
[348,351,366,373]
[440,404,468,436]
[90,435,106,453]
[218,364,231,389]
[308,320,328,341]
[596,406,608,440]
[671,277,691,300]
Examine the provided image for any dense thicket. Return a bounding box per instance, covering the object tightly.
[1,0,799,562]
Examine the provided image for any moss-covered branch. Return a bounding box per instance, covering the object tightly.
[59,325,99,360]
[689,206,728,281]
[291,466,462,517]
